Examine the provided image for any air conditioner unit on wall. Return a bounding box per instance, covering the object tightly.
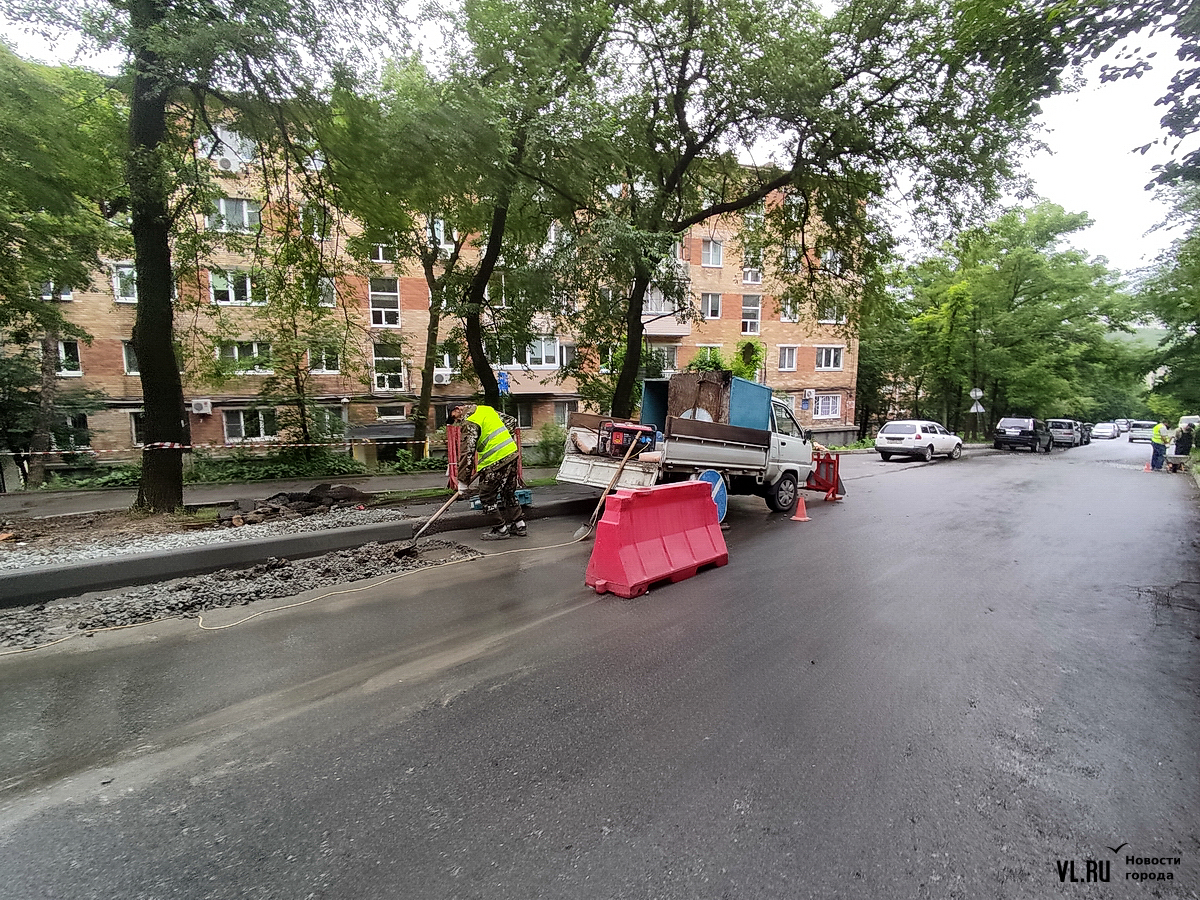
[803,389,816,400]
[191,399,213,415]
[432,371,452,385]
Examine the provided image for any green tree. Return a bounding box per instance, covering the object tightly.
[554,0,1073,418]
[2,0,388,511]
[0,47,127,485]
[1137,185,1200,411]
[902,203,1136,430]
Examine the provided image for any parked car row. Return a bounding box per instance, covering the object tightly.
[1046,418,1093,447]
[873,413,1182,462]
[992,417,1055,453]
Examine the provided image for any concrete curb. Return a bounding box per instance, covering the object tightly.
[1,497,596,608]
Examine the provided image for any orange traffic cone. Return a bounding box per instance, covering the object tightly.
[790,496,811,522]
[1144,463,1152,472]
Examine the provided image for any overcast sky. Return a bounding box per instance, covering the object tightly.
[1023,31,1187,275]
[3,21,1189,276]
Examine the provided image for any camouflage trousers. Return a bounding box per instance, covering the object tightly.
[477,455,522,527]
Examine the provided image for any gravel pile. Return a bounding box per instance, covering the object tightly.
[0,505,418,571]
[0,538,481,653]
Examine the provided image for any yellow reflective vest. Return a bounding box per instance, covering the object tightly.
[1152,423,1170,446]
[468,405,517,470]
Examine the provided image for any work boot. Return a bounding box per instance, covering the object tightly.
[481,525,511,541]
[512,520,528,537]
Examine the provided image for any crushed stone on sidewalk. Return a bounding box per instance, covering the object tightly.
[0,538,481,653]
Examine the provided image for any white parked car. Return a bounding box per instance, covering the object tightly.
[875,420,963,462]
[1128,420,1156,443]
[1091,422,1120,439]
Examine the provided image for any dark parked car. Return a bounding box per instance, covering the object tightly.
[993,416,1054,453]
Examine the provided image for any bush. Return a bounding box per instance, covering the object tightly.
[184,447,368,484]
[375,450,448,475]
[532,422,567,466]
[43,464,142,489]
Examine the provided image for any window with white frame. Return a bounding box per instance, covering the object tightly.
[302,202,332,240]
[700,292,721,319]
[217,341,272,372]
[317,276,336,308]
[515,402,533,429]
[123,341,139,374]
[817,301,848,324]
[210,269,260,306]
[558,344,577,367]
[742,250,762,284]
[224,408,277,441]
[40,282,72,301]
[130,411,146,446]
[369,243,395,263]
[311,405,344,437]
[650,344,678,372]
[643,287,676,316]
[377,404,408,419]
[526,336,559,367]
[778,345,797,371]
[694,345,722,366]
[701,238,723,267]
[113,264,137,303]
[814,394,841,419]
[51,412,90,450]
[741,295,761,334]
[370,277,400,326]
[821,249,846,276]
[815,346,844,370]
[781,245,804,273]
[554,400,578,425]
[486,336,523,367]
[779,300,799,323]
[57,340,81,376]
[206,197,261,233]
[373,342,406,391]
[432,219,457,251]
[309,345,340,373]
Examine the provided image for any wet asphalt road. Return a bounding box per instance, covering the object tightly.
[1,439,1197,899]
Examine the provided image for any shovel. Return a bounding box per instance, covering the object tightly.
[573,437,641,540]
[395,490,462,555]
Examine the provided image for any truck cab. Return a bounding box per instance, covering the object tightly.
[762,401,812,512]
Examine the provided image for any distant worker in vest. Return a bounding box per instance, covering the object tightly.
[450,403,527,540]
[1150,418,1172,471]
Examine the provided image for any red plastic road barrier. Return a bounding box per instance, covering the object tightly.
[804,451,845,501]
[585,480,729,599]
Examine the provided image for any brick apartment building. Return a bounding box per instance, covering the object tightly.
[42,160,858,466]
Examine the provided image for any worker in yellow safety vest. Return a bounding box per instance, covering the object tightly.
[1150,419,1172,471]
[451,404,527,540]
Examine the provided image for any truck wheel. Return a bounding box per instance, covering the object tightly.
[766,472,799,514]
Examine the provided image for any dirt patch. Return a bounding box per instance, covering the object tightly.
[0,508,210,550]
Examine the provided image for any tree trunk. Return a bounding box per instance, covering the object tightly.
[129,0,186,511]
[611,268,652,419]
[414,299,444,455]
[463,199,510,409]
[26,330,59,488]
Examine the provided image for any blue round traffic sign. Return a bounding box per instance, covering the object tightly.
[697,469,728,523]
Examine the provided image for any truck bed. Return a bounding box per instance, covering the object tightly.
[556,415,776,492]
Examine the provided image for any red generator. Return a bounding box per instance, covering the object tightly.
[598,421,655,458]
